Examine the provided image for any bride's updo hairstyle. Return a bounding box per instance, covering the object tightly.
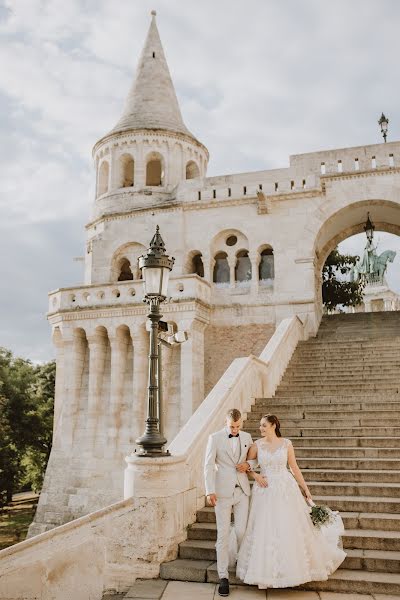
[262,414,282,437]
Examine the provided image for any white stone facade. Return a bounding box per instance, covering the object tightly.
[28,12,400,536]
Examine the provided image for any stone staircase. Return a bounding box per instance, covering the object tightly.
[160,311,400,595]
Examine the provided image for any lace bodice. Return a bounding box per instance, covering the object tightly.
[256,437,290,475]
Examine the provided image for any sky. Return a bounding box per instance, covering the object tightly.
[1,0,400,362]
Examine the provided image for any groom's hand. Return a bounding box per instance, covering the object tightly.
[207,494,217,506]
[236,461,250,473]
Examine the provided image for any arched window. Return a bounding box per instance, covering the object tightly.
[146,153,164,186]
[235,250,251,283]
[119,153,134,188]
[98,160,109,196]
[213,252,229,284]
[117,258,133,281]
[192,253,204,277]
[259,247,274,281]
[186,160,200,179]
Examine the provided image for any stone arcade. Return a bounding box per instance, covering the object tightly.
[28,12,400,542]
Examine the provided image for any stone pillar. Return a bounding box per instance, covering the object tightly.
[86,329,108,445]
[132,322,149,442]
[228,257,236,289]
[52,327,64,442]
[108,330,129,449]
[60,329,87,450]
[204,255,213,282]
[178,319,206,427]
[250,251,260,295]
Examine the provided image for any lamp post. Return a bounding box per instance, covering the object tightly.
[378,113,389,143]
[364,212,375,242]
[136,226,174,457]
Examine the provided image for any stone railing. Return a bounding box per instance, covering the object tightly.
[48,274,211,313]
[0,316,305,599]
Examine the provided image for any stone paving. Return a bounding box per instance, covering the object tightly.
[109,579,400,599]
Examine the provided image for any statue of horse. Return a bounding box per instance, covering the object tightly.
[374,249,396,278]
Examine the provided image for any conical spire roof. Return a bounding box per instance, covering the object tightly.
[110,11,196,140]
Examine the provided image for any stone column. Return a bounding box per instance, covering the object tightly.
[132,322,149,442]
[204,254,213,282]
[108,331,129,449]
[178,318,206,427]
[60,329,87,450]
[228,257,236,289]
[86,329,108,445]
[52,328,65,443]
[250,251,260,295]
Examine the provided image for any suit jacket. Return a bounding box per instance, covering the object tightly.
[204,428,253,498]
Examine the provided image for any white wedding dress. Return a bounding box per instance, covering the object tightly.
[236,438,346,588]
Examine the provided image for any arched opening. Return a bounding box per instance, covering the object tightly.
[117,258,134,281]
[314,200,400,317]
[146,153,164,186]
[186,160,200,180]
[98,160,109,196]
[119,153,134,188]
[235,250,251,283]
[213,252,229,284]
[259,247,275,282]
[191,253,204,277]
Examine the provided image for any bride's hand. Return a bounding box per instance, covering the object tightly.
[255,474,268,488]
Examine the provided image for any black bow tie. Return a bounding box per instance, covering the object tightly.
[229,434,239,438]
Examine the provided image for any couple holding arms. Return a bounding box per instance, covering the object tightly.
[204,408,345,597]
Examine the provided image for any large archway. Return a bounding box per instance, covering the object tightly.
[313,199,400,318]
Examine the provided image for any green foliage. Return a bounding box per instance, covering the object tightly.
[0,349,55,506]
[322,248,365,311]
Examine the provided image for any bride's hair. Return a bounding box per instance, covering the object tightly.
[262,414,282,437]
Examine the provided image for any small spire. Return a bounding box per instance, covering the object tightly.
[110,11,197,141]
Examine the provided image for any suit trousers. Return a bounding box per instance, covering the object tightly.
[214,486,249,579]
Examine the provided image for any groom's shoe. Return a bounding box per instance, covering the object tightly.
[218,578,229,597]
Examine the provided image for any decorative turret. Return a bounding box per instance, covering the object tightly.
[92,11,208,208]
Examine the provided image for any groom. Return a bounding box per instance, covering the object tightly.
[204,408,253,597]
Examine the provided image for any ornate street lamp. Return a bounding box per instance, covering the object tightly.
[378,113,389,143]
[364,212,375,242]
[136,226,175,457]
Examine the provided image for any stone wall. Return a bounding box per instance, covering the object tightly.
[204,323,275,394]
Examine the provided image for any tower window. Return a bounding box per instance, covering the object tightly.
[228,187,231,197]
[320,162,326,175]
[243,186,247,195]
[274,182,279,192]
[354,158,359,170]
[213,189,216,199]
[152,52,155,58]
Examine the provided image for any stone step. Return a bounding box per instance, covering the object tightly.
[193,510,400,532]
[179,528,400,558]
[302,469,400,484]
[297,458,400,470]
[246,417,400,428]
[254,399,400,409]
[245,425,400,437]
[313,495,400,514]
[283,375,400,383]
[160,559,400,594]
[280,436,400,448]
[272,392,400,399]
[249,409,400,420]
[293,447,400,458]
[278,384,400,392]
[307,481,400,498]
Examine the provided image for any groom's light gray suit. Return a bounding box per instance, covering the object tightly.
[204,428,253,579]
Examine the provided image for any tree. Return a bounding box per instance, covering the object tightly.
[0,349,55,505]
[322,248,365,312]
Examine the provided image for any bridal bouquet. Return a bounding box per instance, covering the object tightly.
[308,503,336,529]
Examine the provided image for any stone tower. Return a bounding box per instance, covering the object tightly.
[28,11,209,536]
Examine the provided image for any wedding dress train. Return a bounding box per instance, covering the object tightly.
[236,438,346,588]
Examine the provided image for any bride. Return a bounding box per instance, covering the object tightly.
[236,414,346,589]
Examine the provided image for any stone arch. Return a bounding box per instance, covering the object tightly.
[235,249,252,283]
[258,244,275,281]
[186,160,200,180]
[145,151,164,186]
[210,229,249,257]
[184,250,204,277]
[111,242,147,282]
[117,258,134,281]
[313,199,400,316]
[213,251,229,284]
[118,153,135,188]
[98,160,109,196]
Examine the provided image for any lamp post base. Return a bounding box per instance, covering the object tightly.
[135,418,171,457]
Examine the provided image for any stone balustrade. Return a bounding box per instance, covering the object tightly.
[48,274,211,313]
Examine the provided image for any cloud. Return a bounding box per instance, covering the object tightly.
[1,0,400,360]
